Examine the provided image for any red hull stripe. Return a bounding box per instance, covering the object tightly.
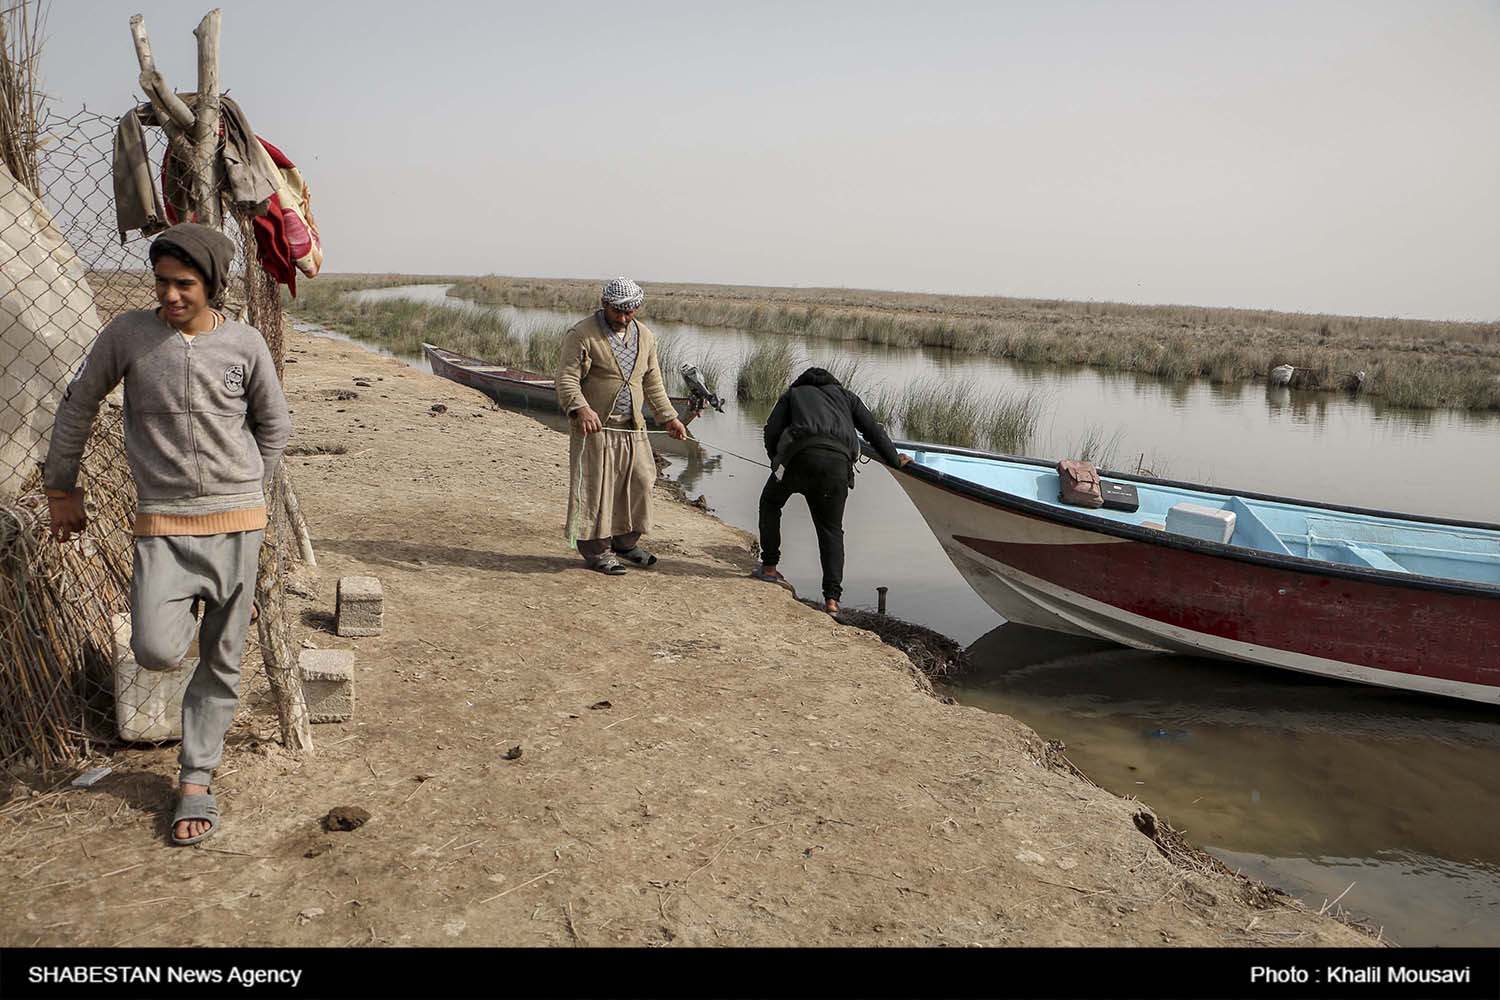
[955,534,1500,686]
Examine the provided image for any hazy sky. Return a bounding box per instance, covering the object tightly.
[43,1,1500,320]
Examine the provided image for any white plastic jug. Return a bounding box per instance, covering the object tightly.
[111,613,196,742]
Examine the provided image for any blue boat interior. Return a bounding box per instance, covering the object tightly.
[910,449,1500,588]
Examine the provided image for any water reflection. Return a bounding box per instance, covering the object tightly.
[948,623,1500,944]
[1206,380,1249,405]
[671,445,723,497]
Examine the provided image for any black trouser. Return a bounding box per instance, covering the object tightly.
[758,449,850,601]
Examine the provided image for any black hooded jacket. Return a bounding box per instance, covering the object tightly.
[763,368,902,481]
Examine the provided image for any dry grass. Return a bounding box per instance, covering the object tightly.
[1068,423,1127,471]
[898,379,988,447]
[521,324,569,376]
[694,354,728,396]
[1,412,134,774]
[736,340,798,401]
[893,380,1045,454]
[0,1,44,197]
[288,278,522,364]
[450,275,1500,412]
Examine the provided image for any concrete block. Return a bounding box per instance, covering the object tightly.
[301,648,355,723]
[111,613,196,743]
[336,575,383,637]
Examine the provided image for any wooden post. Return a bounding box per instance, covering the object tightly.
[877,586,889,616]
[189,10,222,226]
[282,467,316,567]
[232,213,315,566]
[256,468,313,752]
[236,218,313,753]
[130,10,223,225]
[130,16,195,131]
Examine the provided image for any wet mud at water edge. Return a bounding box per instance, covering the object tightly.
[319,284,1500,945]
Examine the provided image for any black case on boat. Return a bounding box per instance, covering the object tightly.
[1100,480,1140,512]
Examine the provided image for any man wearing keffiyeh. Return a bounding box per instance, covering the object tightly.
[555,278,688,574]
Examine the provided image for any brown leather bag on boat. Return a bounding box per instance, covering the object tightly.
[1057,459,1104,508]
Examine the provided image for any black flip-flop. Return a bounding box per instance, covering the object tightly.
[589,554,628,576]
[751,565,796,594]
[615,547,657,568]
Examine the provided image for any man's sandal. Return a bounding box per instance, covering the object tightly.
[751,565,796,594]
[615,547,657,568]
[589,553,628,576]
[170,791,220,846]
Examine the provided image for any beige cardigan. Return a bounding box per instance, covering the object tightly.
[555,312,676,430]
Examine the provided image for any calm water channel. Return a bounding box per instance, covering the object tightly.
[325,284,1500,945]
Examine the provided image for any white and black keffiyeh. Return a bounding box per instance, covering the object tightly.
[601,276,644,312]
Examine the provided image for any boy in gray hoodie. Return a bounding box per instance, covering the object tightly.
[44,222,291,845]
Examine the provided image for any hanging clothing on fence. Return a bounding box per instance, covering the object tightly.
[215,96,281,216]
[245,136,323,294]
[113,96,323,293]
[112,108,168,241]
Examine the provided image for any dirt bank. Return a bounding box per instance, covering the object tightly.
[0,329,1375,947]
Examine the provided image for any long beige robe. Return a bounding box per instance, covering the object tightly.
[556,313,676,544]
[565,417,658,542]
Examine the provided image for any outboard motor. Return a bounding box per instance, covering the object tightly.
[679,363,724,414]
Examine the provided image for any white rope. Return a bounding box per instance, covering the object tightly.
[688,438,772,471]
[565,426,678,549]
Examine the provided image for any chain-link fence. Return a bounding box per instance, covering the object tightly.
[1,107,284,775]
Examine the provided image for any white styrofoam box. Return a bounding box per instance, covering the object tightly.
[112,613,196,743]
[1165,503,1237,544]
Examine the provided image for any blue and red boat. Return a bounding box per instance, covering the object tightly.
[890,444,1500,704]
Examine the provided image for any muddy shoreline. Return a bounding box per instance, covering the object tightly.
[0,329,1376,947]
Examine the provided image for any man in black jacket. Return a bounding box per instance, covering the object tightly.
[752,367,909,614]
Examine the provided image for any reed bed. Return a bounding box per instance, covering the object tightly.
[984,388,1045,455]
[869,389,898,428]
[448,275,1500,412]
[652,332,687,395]
[897,379,987,447]
[736,340,798,401]
[812,356,867,398]
[290,281,523,365]
[887,379,1047,454]
[693,354,728,396]
[521,324,568,376]
[1066,423,1127,471]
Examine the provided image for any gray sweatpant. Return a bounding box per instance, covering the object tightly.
[131,530,263,786]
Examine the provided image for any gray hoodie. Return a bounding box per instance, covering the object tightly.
[44,309,292,516]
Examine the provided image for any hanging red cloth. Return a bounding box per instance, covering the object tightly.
[162,133,323,296]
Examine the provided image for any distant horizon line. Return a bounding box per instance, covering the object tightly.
[317,271,1499,327]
